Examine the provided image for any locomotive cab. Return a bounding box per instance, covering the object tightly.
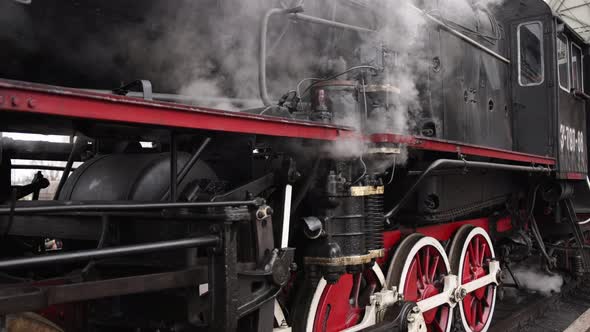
[504,0,589,179]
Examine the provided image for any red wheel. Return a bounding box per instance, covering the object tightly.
[386,234,453,332]
[293,265,384,332]
[449,226,497,332]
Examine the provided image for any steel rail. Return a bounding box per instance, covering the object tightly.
[0,236,220,269]
[384,159,552,220]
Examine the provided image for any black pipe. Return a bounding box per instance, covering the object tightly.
[161,137,212,201]
[170,133,178,202]
[84,90,263,107]
[384,159,551,220]
[288,13,375,33]
[564,199,590,269]
[81,215,110,275]
[2,138,78,162]
[53,136,81,200]
[0,199,261,215]
[3,189,16,238]
[12,164,76,171]
[292,157,320,212]
[408,5,510,64]
[0,236,220,269]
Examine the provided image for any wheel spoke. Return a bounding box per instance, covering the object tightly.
[351,273,362,307]
[430,255,440,284]
[468,242,476,266]
[432,318,445,332]
[474,237,480,266]
[480,242,487,266]
[415,257,424,289]
[478,301,485,322]
[485,288,493,307]
[470,298,477,329]
[423,247,430,283]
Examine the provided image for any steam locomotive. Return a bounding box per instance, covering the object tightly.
[0,0,589,331]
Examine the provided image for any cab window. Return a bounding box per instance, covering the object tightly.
[572,43,583,91]
[518,22,544,86]
[557,34,570,91]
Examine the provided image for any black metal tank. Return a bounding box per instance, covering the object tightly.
[59,152,216,201]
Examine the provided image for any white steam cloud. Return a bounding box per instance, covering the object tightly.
[511,266,564,296]
[2,0,505,125]
[323,0,505,162]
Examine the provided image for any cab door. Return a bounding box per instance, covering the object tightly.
[511,18,553,157]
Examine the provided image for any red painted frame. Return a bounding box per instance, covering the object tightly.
[0,80,356,141]
[564,172,585,180]
[0,79,556,166]
[370,134,556,166]
[377,216,512,266]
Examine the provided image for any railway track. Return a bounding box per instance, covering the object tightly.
[490,278,590,332]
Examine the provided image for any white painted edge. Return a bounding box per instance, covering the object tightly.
[563,307,590,332]
[372,263,386,288]
[305,278,327,332]
[281,184,292,248]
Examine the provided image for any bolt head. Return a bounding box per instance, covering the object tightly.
[27,99,36,108]
[11,96,19,106]
[461,289,467,297]
[0,96,4,105]
[412,306,420,313]
[407,316,415,323]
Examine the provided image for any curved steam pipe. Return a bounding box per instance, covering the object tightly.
[259,6,375,106]
[259,8,295,107]
[384,159,552,220]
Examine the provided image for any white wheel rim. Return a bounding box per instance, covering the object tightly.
[456,227,497,332]
[398,236,453,332]
[305,277,327,332]
[304,265,385,332]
